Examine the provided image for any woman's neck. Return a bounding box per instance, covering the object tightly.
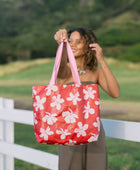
[75,56,85,70]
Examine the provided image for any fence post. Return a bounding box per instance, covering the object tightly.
[0,97,14,170]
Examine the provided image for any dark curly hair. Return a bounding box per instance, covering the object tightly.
[68,27,98,70]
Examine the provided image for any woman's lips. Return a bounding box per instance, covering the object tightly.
[72,49,77,53]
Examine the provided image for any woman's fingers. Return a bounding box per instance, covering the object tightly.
[54,29,67,44]
[62,29,67,42]
[89,43,104,62]
[89,43,102,51]
[89,43,98,48]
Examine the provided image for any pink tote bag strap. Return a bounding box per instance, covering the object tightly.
[49,42,81,85]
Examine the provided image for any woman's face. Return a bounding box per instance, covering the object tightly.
[68,31,87,58]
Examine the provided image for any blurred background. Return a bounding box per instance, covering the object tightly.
[0,0,140,169]
[0,0,140,63]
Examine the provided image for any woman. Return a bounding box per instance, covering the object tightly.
[54,27,120,170]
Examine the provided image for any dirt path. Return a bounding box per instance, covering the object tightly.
[14,100,140,122]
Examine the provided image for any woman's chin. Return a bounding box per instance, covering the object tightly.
[74,54,85,59]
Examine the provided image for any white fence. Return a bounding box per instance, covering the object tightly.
[0,97,140,170]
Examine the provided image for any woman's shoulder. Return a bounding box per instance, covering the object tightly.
[84,67,100,83]
[90,67,100,75]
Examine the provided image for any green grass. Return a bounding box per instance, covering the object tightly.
[14,123,57,170]
[14,123,140,170]
[0,58,140,103]
[15,124,58,155]
[99,64,140,102]
[106,138,140,170]
[0,60,54,81]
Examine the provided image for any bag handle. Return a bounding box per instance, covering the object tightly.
[49,42,81,85]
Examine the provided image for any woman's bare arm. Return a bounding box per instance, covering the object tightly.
[90,43,120,98]
[54,29,71,81]
[97,61,120,98]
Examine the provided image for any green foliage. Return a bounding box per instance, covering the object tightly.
[133,0,140,12]
[118,44,140,62]
[98,24,140,46]
[0,0,140,64]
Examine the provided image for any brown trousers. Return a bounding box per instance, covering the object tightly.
[58,122,108,170]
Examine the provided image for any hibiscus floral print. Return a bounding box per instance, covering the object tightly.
[32,88,37,95]
[93,117,100,132]
[88,133,98,142]
[75,84,81,87]
[50,94,64,110]
[39,127,54,141]
[33,84,100,144]
[67,92,81,105]
[65,139,77,145]
[95,99,100,105]
[56,128,71,139]
[42,112,57,125]
[62,108,78,123]
[83,87,96,100]
[45,85,58,96]
[83,101,95,119]
[69,139,77,144]
[74,122,88,137]
[33,96,46,111]
[33,112,38,124]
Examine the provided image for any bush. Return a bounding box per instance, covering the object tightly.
[98,25,140,46]
[118,43,140,62]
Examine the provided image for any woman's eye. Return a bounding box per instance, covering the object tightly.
[68,39,81,44]
[76,40,81,44]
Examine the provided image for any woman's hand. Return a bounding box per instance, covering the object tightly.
[54,29,68,45]
[89,43,104,64]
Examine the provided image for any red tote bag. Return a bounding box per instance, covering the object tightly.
[32,42,100,145]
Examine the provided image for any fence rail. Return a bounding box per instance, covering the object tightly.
[0,97,140,170]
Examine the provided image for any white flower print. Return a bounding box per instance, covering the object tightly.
[33,112,38,124]
[65,139,77,145]
[67,92,81,105]
[74,122,88,138]
[95,99,100,105]
[63,85,67,88]
[93,117,100,132]
[33,88,37,95]
[50,94,64,110]
[69,139,77,144]
[33,96,46,111]
[42,112,57,125]
[39,127,54,141]
[45,85,58,96]
[62,108,78,123]
[75,84,81,87]
[83,101,95,119]
[88,133,98,142]
[56,128,71,140]
[83,87,96,100]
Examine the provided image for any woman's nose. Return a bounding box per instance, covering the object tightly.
[70,41,76,47]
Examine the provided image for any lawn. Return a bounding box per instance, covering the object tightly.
[0,58,140,103]
[0,58,140,169]
[14,123,140,170]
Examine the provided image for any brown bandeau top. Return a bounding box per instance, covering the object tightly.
[67,81,98,85]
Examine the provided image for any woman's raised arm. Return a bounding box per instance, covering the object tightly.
[90,43,120,98]
[54,29,70,79]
